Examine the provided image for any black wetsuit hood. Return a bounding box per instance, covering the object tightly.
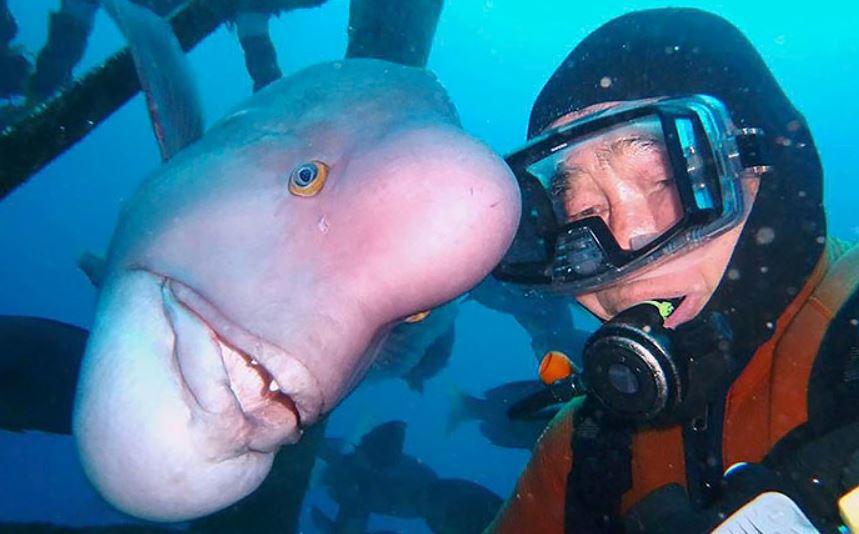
[529,8,826,382]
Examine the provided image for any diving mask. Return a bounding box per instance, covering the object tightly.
[494,95,770,294]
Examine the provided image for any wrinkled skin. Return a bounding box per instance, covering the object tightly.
[73,60,520,522]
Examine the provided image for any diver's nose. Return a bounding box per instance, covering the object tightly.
[609,199,660,251]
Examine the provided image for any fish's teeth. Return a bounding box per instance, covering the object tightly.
[268,380,281,393]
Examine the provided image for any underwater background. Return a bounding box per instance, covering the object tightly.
[1,0,857,532]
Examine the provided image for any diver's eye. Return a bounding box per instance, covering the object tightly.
[288,161,329,196]
[404,310,431,324]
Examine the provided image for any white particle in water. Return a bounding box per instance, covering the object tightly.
[756,227,775,245]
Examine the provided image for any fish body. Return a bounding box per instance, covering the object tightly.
[316,421,501,533]
[72,3,520,521]
[447,380,553,450]
[420,478,503,534]
[316,420,437,528]
[367,299,458,392]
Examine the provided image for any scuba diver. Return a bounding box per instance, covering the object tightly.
[491,8,859,534]
[27,0,321,102]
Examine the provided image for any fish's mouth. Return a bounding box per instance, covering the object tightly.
[157,274,324,452]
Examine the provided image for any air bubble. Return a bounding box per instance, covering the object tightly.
[600,76,612,88]
[755,227,775,245]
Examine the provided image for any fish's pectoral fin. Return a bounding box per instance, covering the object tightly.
[77,250,106,288]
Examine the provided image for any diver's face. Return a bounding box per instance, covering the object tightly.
[548,104,759,328]
[552,118,683,251]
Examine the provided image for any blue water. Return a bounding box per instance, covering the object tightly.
[1,1,857,532]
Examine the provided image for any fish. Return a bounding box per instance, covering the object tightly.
[317,421,437,522]
[420,477,503,534]
[366,299,458,393]
[0,316,87,435]
[314,421,501,534]
[402,320,455,393]
[72,0,520,522]
[312,477,502,534]
[447,380,554,451]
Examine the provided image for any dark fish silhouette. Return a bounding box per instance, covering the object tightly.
[367,300,458,393]
[469,275,590,366]
[0,316,87,434]
[315,421,502,533]
[447,380,554,450]
[421,478,503,534]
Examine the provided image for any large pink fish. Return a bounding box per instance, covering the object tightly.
[72,1,520,523]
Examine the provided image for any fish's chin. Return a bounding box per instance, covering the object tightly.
[72,271,308,521]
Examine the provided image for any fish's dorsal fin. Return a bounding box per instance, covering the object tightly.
[102,0,203,161]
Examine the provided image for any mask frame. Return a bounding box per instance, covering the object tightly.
[495,95,769,294]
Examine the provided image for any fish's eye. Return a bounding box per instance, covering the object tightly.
[404,310,431,324]
[289,161,329,196]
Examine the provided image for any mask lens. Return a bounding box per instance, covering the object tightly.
[527,116,685,253]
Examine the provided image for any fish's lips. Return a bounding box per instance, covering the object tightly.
[158,275,324,448]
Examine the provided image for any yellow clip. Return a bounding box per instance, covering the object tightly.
[840,485,859,533]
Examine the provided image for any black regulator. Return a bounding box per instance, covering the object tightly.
[509,299,735,425]
[582,300,685,421]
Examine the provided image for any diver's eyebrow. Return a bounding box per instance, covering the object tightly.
[607,134,663,156]
[549,162,585,196]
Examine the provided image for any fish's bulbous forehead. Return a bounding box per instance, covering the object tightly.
[212,59,461,140]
